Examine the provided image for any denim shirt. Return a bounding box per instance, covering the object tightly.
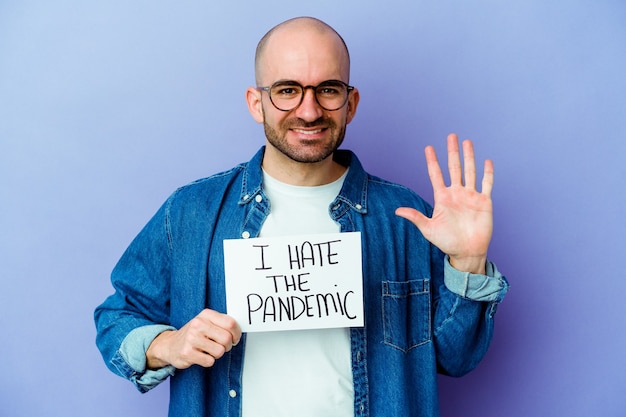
[95,147,508,417]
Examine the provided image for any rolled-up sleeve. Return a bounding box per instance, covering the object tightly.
[117,324,177,392]
[443,255,508,302]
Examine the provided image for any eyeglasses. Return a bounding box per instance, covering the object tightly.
[257,80,354,112]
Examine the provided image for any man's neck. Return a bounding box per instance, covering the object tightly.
[261,146,346,186]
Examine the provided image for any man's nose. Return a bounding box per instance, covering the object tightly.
[293,87,324,121]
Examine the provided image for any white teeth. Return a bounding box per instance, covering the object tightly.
[293,129,323,135]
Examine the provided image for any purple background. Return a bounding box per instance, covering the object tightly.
[1,1,625,416]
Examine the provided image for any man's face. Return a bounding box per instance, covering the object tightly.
[261,102,347,164]
[255,28,357,164]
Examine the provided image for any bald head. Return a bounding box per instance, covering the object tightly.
[254,17,351,85]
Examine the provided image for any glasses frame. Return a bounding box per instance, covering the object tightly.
[257,79,355,112]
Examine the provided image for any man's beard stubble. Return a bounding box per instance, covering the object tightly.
[263,115,346,164]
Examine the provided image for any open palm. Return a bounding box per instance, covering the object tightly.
[396,134,494,274]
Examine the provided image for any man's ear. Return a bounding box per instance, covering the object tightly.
[345,87,360,124]
[246,87,264,123]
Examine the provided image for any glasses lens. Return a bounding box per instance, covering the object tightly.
[269,82,303,111]
[315,81,349,111]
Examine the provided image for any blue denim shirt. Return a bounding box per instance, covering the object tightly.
[95,147,508,417]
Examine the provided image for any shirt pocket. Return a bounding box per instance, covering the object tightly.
[382,279,431,352]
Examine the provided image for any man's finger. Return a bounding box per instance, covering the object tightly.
[481,159,494,196]
[462,139,477,190]
[447,133,463,186]
[424,145,446,191]
[395,207,429,234]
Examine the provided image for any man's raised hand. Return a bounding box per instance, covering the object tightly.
[395,133,494,274]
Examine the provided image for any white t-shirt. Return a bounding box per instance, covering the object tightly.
[241,169,353,417]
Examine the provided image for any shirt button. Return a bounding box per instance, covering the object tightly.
[243,194,249,200]
[255,194,263,203]
[355,204,362,210]
[229,389,237,398]
[241,231,250,239]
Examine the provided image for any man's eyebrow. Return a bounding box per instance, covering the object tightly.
[271,79,301,85]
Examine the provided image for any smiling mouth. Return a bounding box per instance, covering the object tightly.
[291,128,325,135]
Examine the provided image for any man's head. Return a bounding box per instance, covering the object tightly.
[254,17,351,86]
[246,17,359,166]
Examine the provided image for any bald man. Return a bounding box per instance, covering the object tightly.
[95,17,507,417]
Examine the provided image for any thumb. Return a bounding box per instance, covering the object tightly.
[395,207,429,232]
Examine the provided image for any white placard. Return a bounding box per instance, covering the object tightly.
[224,232,364,332]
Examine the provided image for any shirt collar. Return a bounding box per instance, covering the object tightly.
[240,147,368,214]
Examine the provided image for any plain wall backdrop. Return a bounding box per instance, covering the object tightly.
[1,1,625,416]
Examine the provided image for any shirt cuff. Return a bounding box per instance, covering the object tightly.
[119,324,177,391]
[443,255,508,302]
